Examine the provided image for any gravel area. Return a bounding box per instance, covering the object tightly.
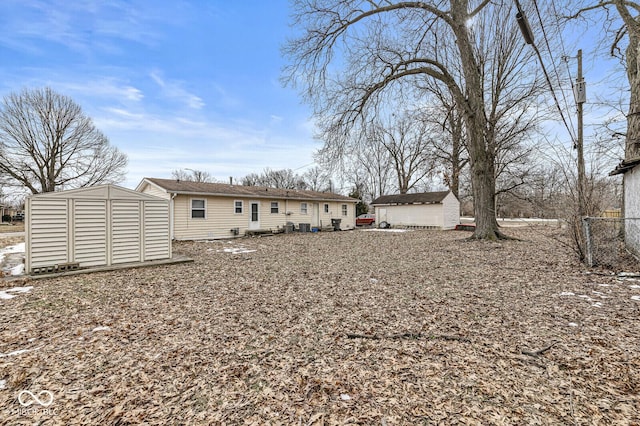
[1,227,639,424]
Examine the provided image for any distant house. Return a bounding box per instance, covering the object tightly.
[135,178,358,240]
[611,158,640,258]
[371,191,460,230]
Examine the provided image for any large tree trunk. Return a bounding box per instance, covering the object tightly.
[626,33,640,160]
[452,0,503,239]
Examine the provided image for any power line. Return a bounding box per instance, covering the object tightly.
[536,0,577,138]
[514,0,577,146]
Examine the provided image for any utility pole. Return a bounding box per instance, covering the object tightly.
[575,49,587,218]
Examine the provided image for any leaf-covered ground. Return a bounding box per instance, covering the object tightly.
[1,227,639,425]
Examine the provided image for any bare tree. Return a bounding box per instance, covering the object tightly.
[0,87,127,193]
[368,111,437,194]
[284,0,545,239]
[241,168,307,189]
[302,166,331,191]
[567,1,640,162]
[418,90,468,198]
[171,168,215,183]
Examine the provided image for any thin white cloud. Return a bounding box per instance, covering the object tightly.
[58,79,144,102]
[150,70,204,109]
[0,0,175,54]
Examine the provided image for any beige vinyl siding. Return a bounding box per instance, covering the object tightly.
[112,201,142,264]
[173,195,249,239]
[28,199,69,268]
[144,201,171,260]
[73,199,107,266]
[140,183,171,200]
[171,195,356,239]
[26,185,171,273]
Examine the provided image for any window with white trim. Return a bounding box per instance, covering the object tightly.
[270,202,279,214]
[191,199,206,219]
[341,204,348,216]
[324,203,329,213]
[300,202,308,214]
[234,200,243,214]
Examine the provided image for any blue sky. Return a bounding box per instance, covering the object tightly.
[0,0,315,189]
[0,0,628,193]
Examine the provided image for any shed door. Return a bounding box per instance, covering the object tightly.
[249,201,260,230]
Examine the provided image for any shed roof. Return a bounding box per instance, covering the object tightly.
[138,177,358,203]
[610,157,640,176]
[371,191,451,206]
[29,184,164,201]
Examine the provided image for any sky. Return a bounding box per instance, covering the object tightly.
[0,0,316,189]
[0,1,629,194]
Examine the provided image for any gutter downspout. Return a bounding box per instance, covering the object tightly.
[170,192,177,240]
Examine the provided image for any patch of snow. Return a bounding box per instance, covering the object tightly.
[578,295,593,302]
[629,285,640,289]
[361,229,410,233]
[0,286,33,300]
[591,302,603,308]
[0,379,6,390]
[618,272,640,278]
[369,278,379,284]
[632,296,640,302]
[340,393,351,401]
[0,347,39,358]
[218,247,256,254]
[598,283,612,287]
[0,242,26,265]
[92,326,110,332]
[559,292,575,296]
[10,264,24,276]
[568,322,579,327]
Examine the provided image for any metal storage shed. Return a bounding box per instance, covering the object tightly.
[25,184,171,274]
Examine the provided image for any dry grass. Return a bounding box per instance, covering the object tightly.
[0,223,24,233]
[1,227,639,424]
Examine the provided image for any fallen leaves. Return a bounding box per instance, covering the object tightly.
[0,227,639,424]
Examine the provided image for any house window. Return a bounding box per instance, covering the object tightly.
[300,202,308,214]
[271,202,279,214]
[234,200,243,214]
[324,204,329,213]
[341,204,348,216]
[191,199,206,219]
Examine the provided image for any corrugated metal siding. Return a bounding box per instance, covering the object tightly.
[112,201,142,264]
[73,199,107,266]
[29,199,69,268]
[144,201,170,260]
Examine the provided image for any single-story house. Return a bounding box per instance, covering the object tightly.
[135,178,358,240]
[371,191,460,230]
[25,184,171,274]
[610,158,640,258]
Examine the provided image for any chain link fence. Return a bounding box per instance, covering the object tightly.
[583,217,640,270]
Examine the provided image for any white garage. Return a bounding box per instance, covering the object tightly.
[25,184,171,274]
[371,191,460,230]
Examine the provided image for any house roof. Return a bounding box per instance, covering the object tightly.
[138,177,358,203]
[610,157,640,176]
[371,191,451,205]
